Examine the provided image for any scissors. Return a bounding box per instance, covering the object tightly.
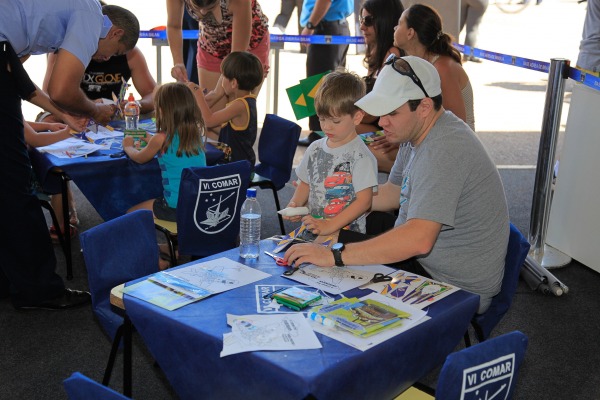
[283,266,300,276]
[264,251,289,267]
[358,273,394,289]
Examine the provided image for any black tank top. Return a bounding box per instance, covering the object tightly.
[80,55,131,100]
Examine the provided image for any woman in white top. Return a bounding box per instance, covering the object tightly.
[393,3,475,131]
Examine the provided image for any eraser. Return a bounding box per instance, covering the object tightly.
[278,207,309,217]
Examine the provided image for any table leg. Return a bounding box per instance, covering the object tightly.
[123,314,133,397]
[58,171,73,280]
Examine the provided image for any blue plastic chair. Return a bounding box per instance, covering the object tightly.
[437,331,528,399]
[64,372,130,400]
[80,209,158,394]
[395,331,528,400]
[155,161,251,265]
[466,223,530,345]
[251,114,302,234]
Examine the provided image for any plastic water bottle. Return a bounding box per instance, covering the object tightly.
[124,93,140,130]
[240,188,261,259]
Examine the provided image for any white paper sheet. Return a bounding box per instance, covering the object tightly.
[36,137,105,158]
[282,264,396,295]
[164,257,271,294]
[221,313,322,357]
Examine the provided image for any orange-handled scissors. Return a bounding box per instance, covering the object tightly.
[264,251,289,266]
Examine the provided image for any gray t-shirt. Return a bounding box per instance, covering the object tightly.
[577,0,600,72]
[296,136,378,233]
[389,111,509,310]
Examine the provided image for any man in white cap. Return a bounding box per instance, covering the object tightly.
[285,55,509,314]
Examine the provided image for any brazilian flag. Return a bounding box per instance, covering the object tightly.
[286,71,331,120]
[286,84,311,120]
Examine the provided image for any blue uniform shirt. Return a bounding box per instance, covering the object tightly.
[0,0,111,66]
[300,0,353,26]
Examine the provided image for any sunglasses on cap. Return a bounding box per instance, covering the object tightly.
[384,54,430,98]
[359,15,375,27]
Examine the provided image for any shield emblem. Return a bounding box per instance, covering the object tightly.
[193,173,241,234]
[460,354,516,400]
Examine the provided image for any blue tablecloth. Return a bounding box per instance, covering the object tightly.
[29,135,224,221]
[124,240,479,400]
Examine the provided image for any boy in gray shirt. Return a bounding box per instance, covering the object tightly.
[284,70,378,240]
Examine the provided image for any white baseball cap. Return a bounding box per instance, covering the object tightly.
[355,55,442,116]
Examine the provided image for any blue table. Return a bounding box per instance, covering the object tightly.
[29,136,224,222]
[124,240,479,400]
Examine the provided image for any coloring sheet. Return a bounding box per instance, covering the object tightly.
[307,293,429,352]
[36,137,104,158]
[221,313,322,357]
[282,265,375,295]
[123,258,271,311]
[377,270,460,309]
[165,257,271,294]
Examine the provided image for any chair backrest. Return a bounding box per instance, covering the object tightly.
[64,372,130,400]
[80,209,158,339]
[177,160,251,258]
[474,223,530,340]
[436,331,528,400]
[254,114,302,189]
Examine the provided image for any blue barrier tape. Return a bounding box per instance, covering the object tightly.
[269,34,365,45]
[140,30,599,91]
[568,67,600,91]
[140,30,365,44]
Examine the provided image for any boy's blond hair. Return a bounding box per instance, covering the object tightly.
[314,69,366,118]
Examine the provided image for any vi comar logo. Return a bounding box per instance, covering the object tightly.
[460,353,515,400]
[193,174,241,234]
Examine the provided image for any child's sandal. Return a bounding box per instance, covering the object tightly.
[49,225,78,244]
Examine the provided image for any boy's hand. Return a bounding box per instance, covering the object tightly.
[302,215,334,237]
[44,122,69,132]
[282,202,304,222]
[184,81,202,94]
[122,136,134,148]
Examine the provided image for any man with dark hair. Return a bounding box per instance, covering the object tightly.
[286,56,509,314]
[0,0,140,310]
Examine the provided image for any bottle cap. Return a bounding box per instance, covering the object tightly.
[128,93,135,102]
[246,188,257,198]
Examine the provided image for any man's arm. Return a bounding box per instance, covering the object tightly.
[372,180,401,212]
[127,47,157,114]
[284,218,442,267]
[229,0,252,52]
[300,0,332,37]
[26,84,88,132]
[46,49,114,124]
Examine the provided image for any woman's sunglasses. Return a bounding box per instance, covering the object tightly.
[384,54,429,98]
[359,15,375,27]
